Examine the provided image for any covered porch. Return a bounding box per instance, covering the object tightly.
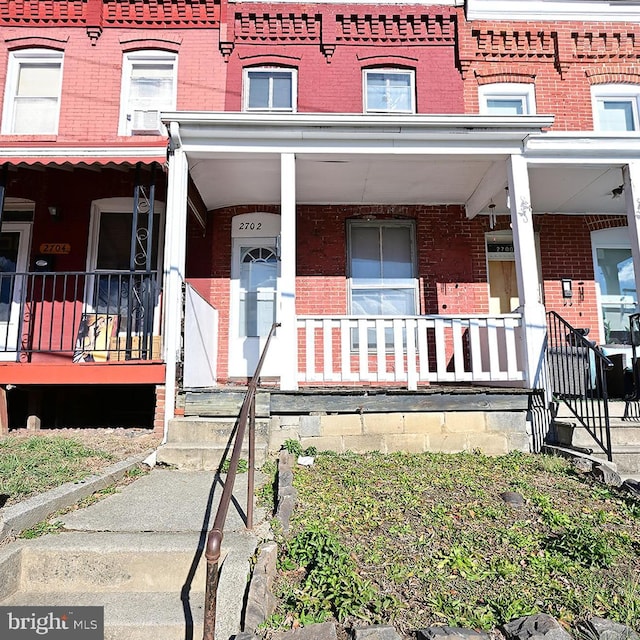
[161,112,640,436]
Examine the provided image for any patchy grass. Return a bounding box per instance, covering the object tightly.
[0,435,115,506]
[268,451,640,635]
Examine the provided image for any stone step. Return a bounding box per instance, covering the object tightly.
[156,443,268,471]
[166,416,270,445]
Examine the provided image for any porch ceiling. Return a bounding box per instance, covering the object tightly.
[189,153,503,209]
[189,154,629,216]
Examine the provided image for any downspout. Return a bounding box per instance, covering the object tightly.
[161,121,187,443]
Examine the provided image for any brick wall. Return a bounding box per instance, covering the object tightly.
[0,24,223,144]
[458,11,640,129]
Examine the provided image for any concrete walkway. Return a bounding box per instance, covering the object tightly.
[0,466,268,640]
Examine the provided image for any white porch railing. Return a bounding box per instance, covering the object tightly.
[297,314,525,390]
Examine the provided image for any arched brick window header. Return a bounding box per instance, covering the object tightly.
[5,36,67,51]
[588,68,640,86]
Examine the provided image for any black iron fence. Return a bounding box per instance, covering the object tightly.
[0,270,161,361]
[546,310,613,461]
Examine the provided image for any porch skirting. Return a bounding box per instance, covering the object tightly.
[182,387,534,456]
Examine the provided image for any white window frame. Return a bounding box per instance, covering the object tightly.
[1,48,63,135]
[118,50,178,136]
[591,84,640,132]
[242,67,297,112]
[363,68,416,114]
[478,83,536,115]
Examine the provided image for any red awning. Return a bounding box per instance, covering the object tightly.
[0,143,167,168]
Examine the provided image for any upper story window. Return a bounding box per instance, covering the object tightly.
[119,50,177,136]
[479,83,536,115]
[243,67,296,112]
[364,69,415,114]
[592,85,640,132]
[1,49,63,135]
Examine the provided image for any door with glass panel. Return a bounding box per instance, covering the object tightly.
[229,239,280,377]
[0,223,31,359]
[595,246,637,344]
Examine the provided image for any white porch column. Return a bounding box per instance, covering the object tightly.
[279,152,298,390]
[162,141,189,438]
[623,162,640,296]
[508,154,547,389]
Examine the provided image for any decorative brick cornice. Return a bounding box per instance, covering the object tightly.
[0,0,85,24]
[472,29,556,59]
[103,0,219,27]
[573,29,640,60]
[336,13,455,44]
[0,0,219,27]
[234,12,321,43]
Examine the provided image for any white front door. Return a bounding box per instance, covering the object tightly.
[229,213,281,378]
[0,222,32,359]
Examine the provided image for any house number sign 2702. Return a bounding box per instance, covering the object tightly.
[238,222,262,231]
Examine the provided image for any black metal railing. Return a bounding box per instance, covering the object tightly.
[203,322,280,640]
[0,270,161,361]
[546,311,613,461]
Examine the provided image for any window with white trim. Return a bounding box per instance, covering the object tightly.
[119,50,177,136]
[1,49,63,134]
[348,221,418,316]
[592,85,640,132]
[363,69,416,114]
[243,67,296,112]
[479,83,536,115]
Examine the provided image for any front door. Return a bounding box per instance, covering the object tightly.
[229,213,281,378]
[0,222,31,359]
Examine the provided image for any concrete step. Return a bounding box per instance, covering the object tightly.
[156,443,267,471]
[0,530,258,640]
[2,591,205,640]
[166,416,270,446]
[571,424,640,448]
[15,532,207,593]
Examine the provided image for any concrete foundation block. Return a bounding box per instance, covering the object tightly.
[467,434,510,456]
[384,434,427,454]
[403,413,444,434]
[342,434,385,453]
[486,412,527,434]
[427,433,468,453]
[299,436,344,454]
[508,433,532,452]
[443,412,487,433]
[320,414,363,436]
[299,416,321,437]
[363,414,404,434]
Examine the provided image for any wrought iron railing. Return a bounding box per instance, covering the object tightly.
[203,322,279,640]
[546,311,613,461]
[0,270,161,361]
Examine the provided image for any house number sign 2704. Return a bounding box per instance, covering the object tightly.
[39,243,71,254]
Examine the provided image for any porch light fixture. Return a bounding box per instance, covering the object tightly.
[48,206,60,218]
[611,184,624,199]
